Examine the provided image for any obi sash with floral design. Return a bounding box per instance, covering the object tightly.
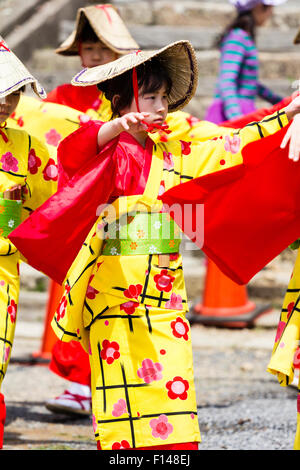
[101,212,181,256]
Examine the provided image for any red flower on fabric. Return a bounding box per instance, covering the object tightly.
[224,135,241,154]
[100,339,120,364]
[275,320,286,343]
[163,151,174,170]
[150,414,173,440]
[170,317,189,340]
[17,116,24,127]
[7,299,17,323]
[153,270,175,292]
[137,358,163,384]
[91,98,102,111]
[186,115,200,128]
[120,301,139,315]
[43,158,58,181]
[158,180,165,196]
[166,376,189,400]
[112,440,131,450]
[28,149,42,174]
[45,128,62,147]
[180,140,192,155]
[287,302,295,318]
[64,283,71,295]
[56,296,67,321]
[124,284,143,300]
[86,276,99,299]
[1,152,19,172]
[78,114,91,125]
[293,347,300,369]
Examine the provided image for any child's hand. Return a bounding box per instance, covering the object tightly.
[280,114,300,161]
[116,112,150,133]
[285,95,300,121]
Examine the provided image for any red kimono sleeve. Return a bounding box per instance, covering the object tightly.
[9,121,118,285]
[160,125,300,285]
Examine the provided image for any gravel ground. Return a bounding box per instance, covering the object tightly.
[1,318,298,451]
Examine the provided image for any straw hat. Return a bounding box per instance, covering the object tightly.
[294,28,300,44]
[0,37,46,99]
[71,41,198,112]
[56,4,139,56]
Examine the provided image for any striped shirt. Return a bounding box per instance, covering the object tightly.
[214,28,282,120]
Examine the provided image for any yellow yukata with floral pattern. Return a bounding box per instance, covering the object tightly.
[48,108,289,449]
[268,246,300,450]
[7,94,234,159]
[0,127,57,388]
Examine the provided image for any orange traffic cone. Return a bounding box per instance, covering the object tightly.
[32,280,64,362]
[189,258,272,328]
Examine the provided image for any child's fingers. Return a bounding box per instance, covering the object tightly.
[280,127,291,150]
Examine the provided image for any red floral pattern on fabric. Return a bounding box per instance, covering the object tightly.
[124,284,143,300]
[43,158,58,181]
[112,399,127,417]
[28,149,42,174]
[153,269,175,292]
[1,152,19,172]
[7,299,17,323]
[86,275,99,300]
[100,339,120,364]
[120,301,139,315]
[224,135,241,154]
[180,140,192,155]
[170,317,189,340]
[165,293,183,310]
[186,115,200,127]
[137,358,163,384]
[56,296,67,321]
[293,348,300,369]
[150,414,173,440]
[275,320,286,343]
[166,376,189,400]
[163,151,174,171]
[45,128,62,147]
[287,302,295,319]
[112,440,131,449]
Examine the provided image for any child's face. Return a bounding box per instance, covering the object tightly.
[122,84,169,125]
[80,41,118,68]
[0,90,21,124]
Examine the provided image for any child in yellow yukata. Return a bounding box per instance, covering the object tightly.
[0,37,58,448]
[9,40,300,450]
[34,3,239,417]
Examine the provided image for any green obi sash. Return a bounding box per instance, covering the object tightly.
[102,212,181,256]
[0,196,22,238]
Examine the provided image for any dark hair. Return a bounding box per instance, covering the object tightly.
[215,10,256,48]
[97,58,173,118]
[78,21,100,43]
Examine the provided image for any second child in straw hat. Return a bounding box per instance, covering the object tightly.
[0,37,59,449]
[9,40,300,450]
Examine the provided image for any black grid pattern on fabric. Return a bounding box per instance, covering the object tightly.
[0,283,11,379]
[95,357,197,448]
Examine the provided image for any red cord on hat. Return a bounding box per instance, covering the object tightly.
[0,41,10,52]
[0,122,8,143]
[95,5,113,23]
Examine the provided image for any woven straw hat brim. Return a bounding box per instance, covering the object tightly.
[71,41,198,112]
[294,28,300,44]
[0,38,46,99]
[56,4,139,56]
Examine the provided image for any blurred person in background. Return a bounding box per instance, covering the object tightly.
[205,0,287,124]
